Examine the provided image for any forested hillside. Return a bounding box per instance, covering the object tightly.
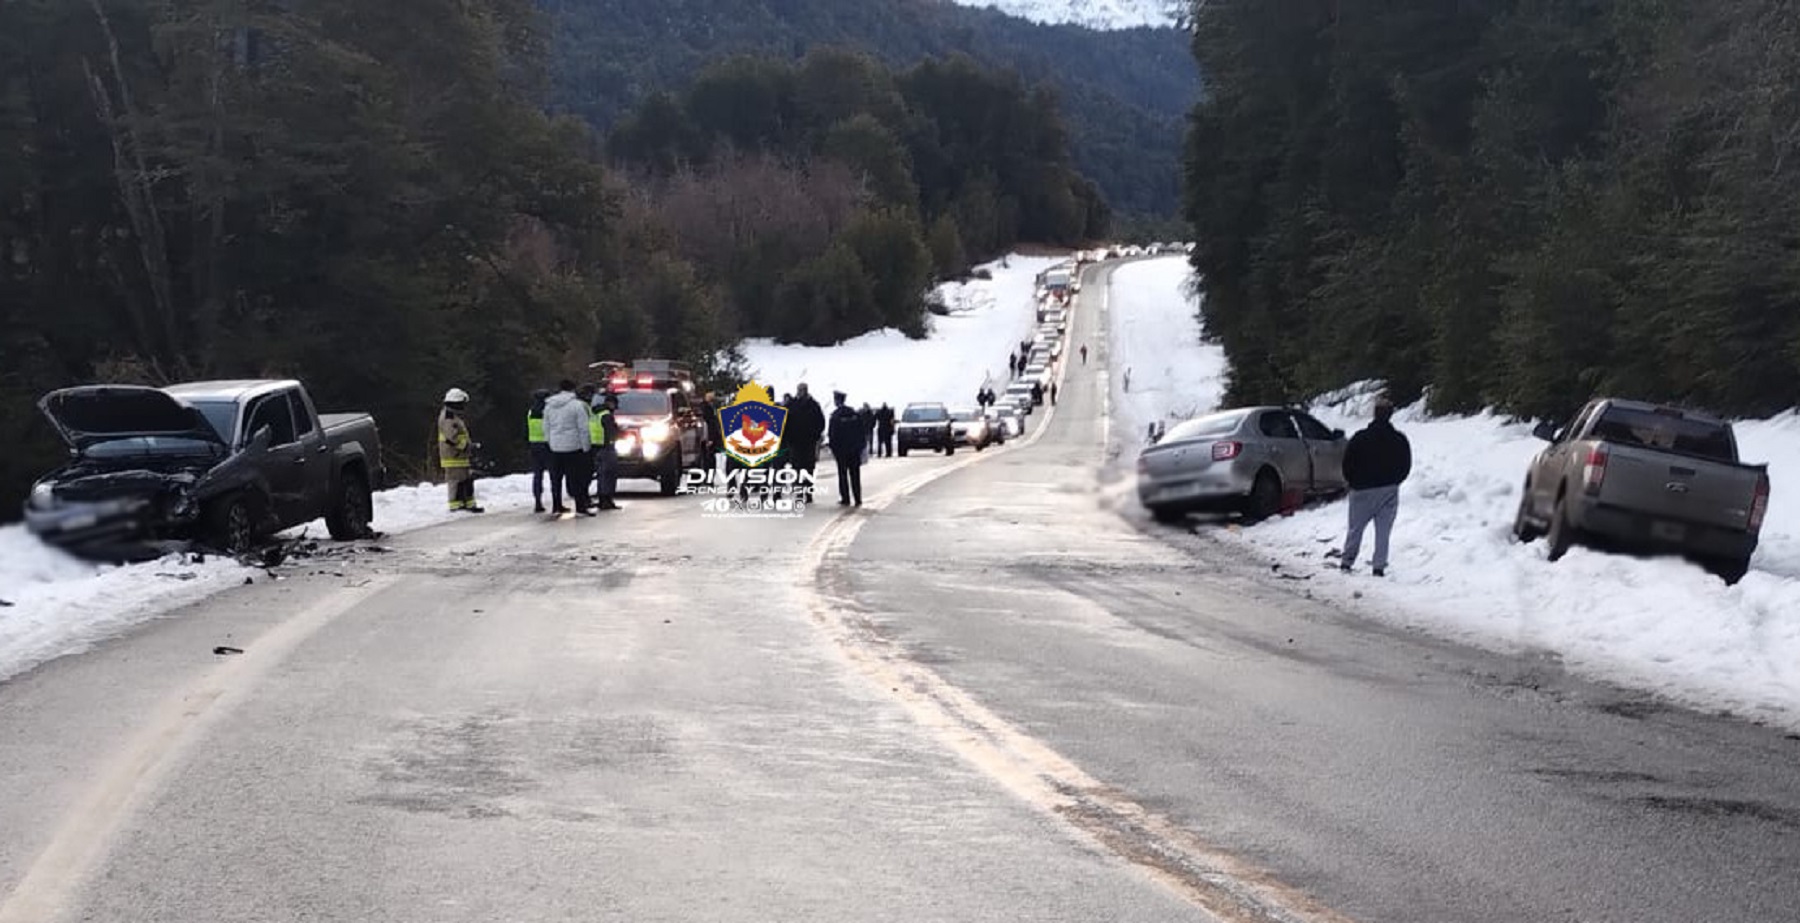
[0,1,1100,517]
[606,49,1108,346]
[1184,0,1800,421]
[540,0,1196,219]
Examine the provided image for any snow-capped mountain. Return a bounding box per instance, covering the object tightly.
[949,0,1180,31]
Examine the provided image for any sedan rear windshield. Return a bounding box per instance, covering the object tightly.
[1591,408,1736,462]
[1163,412,1249,444]
[903,406,948,422]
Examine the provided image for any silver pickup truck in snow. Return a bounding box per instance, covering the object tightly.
[1512,398,1770,583]
[25,380,382,561]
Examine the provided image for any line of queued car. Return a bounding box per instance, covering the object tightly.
[899,254,1088,456]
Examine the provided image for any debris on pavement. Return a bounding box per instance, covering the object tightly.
[213,646,244,656]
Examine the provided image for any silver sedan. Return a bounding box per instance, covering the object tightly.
[1136,407,1348,522]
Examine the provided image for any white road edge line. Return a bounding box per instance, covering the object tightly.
[800,260,1356,923]
[0,576,403,923]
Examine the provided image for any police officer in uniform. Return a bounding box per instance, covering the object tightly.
[527,388,552,513]
[592,391,621,510]
[439,388,483,513]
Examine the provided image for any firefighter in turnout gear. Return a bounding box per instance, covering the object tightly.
[439,388,484,513]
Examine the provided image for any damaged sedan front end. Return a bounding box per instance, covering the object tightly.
[24,386,252,562]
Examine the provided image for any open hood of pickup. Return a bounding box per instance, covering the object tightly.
[39,386,227,452]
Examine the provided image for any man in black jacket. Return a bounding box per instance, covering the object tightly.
[875,404,896,458]
[1339,399,1413,577]
[827,391,866,507]
[784,383,827,503]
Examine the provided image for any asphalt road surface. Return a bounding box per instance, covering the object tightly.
[2,260,1798,923]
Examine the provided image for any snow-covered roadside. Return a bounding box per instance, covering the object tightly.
[740,254,1066,411]
[0,473,535,685]
[0,250,1064,685]
[1106,256,1800,728]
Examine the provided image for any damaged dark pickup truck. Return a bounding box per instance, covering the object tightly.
[24,380,383,561]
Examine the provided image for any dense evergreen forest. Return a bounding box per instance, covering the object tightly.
[606,49,1109,346]
[540,0,1196,219]
[1184,0,1800,422]
[0,0,1099,517]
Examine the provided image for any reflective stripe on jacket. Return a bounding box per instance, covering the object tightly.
[439,410,472,468]
[527,414,547,444]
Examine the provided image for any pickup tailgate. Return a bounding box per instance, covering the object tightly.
[1595,443,1763,532]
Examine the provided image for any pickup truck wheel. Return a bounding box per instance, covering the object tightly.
[326,473,373,540]
[660,451,682,496]
[1150,505,1184,524]
[1545,495,1579,562]
[1708,555,1752,586]
[1511,489,1543,543]
[898,445,909,457]
[207,495,256,555]
[1244,470,1282,523]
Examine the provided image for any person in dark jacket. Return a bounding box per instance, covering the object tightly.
[527,389,553,513]
[827,391,867,506]
[783,383,827,502]
[1339,399,1413,577]
[875,403,896,457]
[858,403,876,455]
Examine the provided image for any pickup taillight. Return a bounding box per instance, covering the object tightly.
[1582,445,1609,495]
[1213,441,1243,461]
[1750,476,1771,532]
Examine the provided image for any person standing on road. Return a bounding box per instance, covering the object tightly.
[1080,344,1088,365]
[438,388,484,513]
[1339,399,1413,577]
[876,403,896,458]
[783,383,827,503]
[1049,381,1058,406]
[859,402,877,457]
[592,392,621,511]
[828,391,867,507]
[527,389,553,513]
[542,379,595,517]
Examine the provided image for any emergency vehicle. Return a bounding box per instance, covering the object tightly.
[588,359,713,496]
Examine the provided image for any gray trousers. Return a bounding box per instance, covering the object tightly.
[1343,485,1400,569]
[594,445,618,498]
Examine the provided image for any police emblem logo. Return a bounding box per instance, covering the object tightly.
[719,383,787,468]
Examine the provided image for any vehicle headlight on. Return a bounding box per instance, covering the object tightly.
[29,483,55,509]
[640,422,672,443]
[642,441,662,460]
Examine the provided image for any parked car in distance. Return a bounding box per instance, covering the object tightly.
[1513,398,1771,583]
[1004,383,1036,415]
[1136,407,1347,523]
[949,407,996,450]
[986,407,1024,441]
[897,403,957,456]
[27,380,382,561]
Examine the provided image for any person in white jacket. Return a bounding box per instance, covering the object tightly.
[541,379,594,516]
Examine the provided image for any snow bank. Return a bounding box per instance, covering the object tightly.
[1107,257,1226,445]
[1106,257,1800,728]
[0,473,535,684]
[739,254,1066,412]
[949,0,1177,31]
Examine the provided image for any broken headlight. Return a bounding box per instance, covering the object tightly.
[29,482,55,509]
